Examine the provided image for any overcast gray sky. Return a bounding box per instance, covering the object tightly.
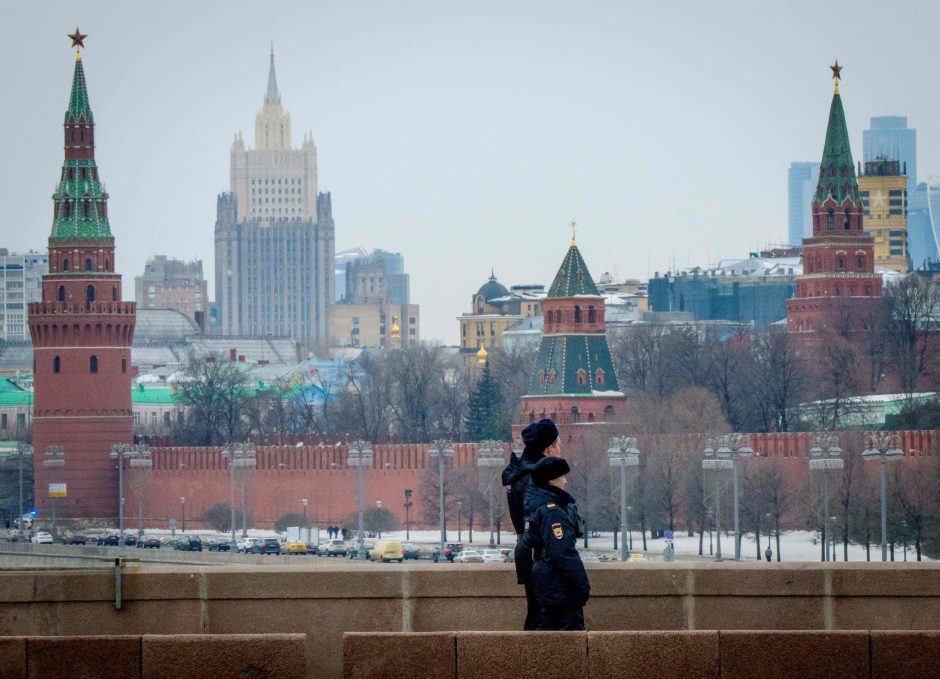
[2,2,938,344]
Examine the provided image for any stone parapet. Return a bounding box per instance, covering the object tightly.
[0,563,938,677]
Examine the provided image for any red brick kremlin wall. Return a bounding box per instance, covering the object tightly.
[118,431,938,532]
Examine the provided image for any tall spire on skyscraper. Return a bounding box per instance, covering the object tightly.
[265,44,280,105]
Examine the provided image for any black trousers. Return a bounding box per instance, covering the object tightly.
[537,604,585,631]
[523,582,542,630]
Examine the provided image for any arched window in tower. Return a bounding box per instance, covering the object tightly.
[538,370,546,385]
[604,405,614,421]
[112,286,117,301]
[548,369,556,384]
[856,256,864,270]
[85,258,92,272]
[834,286,841,296]
[63,200,72,220]
[57,286,65,302]
[836,256,845,269]
[827,209,835,230]
[82,200,90,219]
[588,306,597,323]
[844,211,852,229]
[595,368,605,385]
[104,258,110,271]
[815,256,822,270]
[90,355,98,373]
[53,356,61,374]
[576,369,586,385]
[62,258,69,272]
[570,406,580,424]
[574,306,582,323]
[86,285,95,303]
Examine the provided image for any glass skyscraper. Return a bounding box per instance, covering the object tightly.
[863,116,917,197]
[788,162,820,246]
[908,181,940,269]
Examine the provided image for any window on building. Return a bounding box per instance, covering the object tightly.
[538,371,545,385]
[58,285,65,302]
[122,358,126,374]
[90,355,98,373]
[86,285,95,303]
[576,369,586,385]
[595,368,605,385]
[53,356,61,373]
[548,370,556,384]
[85,258,92,271]
[856,256,864,270]
[62,259,70,271]
[843,211,851,229]
[588,306,596,323]
[570,406,580,424]
[574,306,582,323]
[836,257,845,269]
[827,209,834,230]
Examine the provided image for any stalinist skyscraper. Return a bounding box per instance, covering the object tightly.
[215,49,334,347]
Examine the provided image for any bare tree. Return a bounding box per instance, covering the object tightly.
[171,356,251,445]
[885,275,940,422]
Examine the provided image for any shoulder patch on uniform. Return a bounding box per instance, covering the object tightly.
[551,522,564,540]
[546,503,556,508]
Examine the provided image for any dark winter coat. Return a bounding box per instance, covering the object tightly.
[523,483,590,607]
[502,450,544,584]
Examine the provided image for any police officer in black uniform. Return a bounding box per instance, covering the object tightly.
[523,456,590,631]
[502,418,560,630]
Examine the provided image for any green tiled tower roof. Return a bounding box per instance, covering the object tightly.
[65,55,93,124]
[814,88,860,207]
[547,242,600,297]
[527,335,621,396]
[50,55,112,242]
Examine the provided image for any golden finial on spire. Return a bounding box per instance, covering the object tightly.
[830,59,842,94]
[570,219,577,247]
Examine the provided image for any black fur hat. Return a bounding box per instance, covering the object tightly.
[521,418,559,460]
[531,456,571,487]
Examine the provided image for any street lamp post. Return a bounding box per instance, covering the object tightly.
[702,444,735,562]
[428,440,454,558]
[607,436,641,562]
[14,443,32,531]
[808,433,843,562]
[403,489,413,541]
[477,440,505,549]
[862,432,904,562]
[302,498,308,542]
[221,443,257,544]
[376,500,383,538]
[109,443,141,535]
[43,446,65,538]
[703,434,752,560]
[347,440,373,560]
[456,501,463,542]
[180,497,186,533]
[129,444,151,537]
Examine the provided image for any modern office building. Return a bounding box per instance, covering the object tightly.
[648,255,800,328]
[343,249,409,305]
[908,181,940,269]
[863,116,916,197]
[788,162,821,245]
[135,255,208,330]
[0,250,47,341]
[215,49,334,348]
[859,158,909,272]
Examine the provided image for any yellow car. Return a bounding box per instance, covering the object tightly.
[286,540,308,555]
[370,540,404,563]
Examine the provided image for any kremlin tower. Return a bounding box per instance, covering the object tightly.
[519,232,625,431]
[787,63,882,334]
[28,31,136,521]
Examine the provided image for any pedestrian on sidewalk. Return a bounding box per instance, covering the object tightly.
[765,545,772,562]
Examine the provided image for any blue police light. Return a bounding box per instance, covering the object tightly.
[29,510,36,517]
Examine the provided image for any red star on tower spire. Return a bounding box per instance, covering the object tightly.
[68,28,87,50]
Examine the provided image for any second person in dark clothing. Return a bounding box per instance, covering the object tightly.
[523,456,590,631]
[502,418,560,630]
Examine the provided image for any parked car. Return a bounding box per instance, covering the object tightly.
[31,531,54,544]
[317,539,348,557]
[122,534,137,547]
[346,543,374,560]
[306,542,319,555]
[62,531,86,545]
[402,543,421,560]
[136,535,162,549]
[7,529,23,542]
[175,535,203,552]
[208,537,233,552]
[453,550,483,564]
[97,533,120,546]
[480,549,506,564]
[499,548,514,563]
[432,543,464,563]
[252,537,281,555]
[370,540,404,563]
[236,537,261,553]
[285,540,308,555]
